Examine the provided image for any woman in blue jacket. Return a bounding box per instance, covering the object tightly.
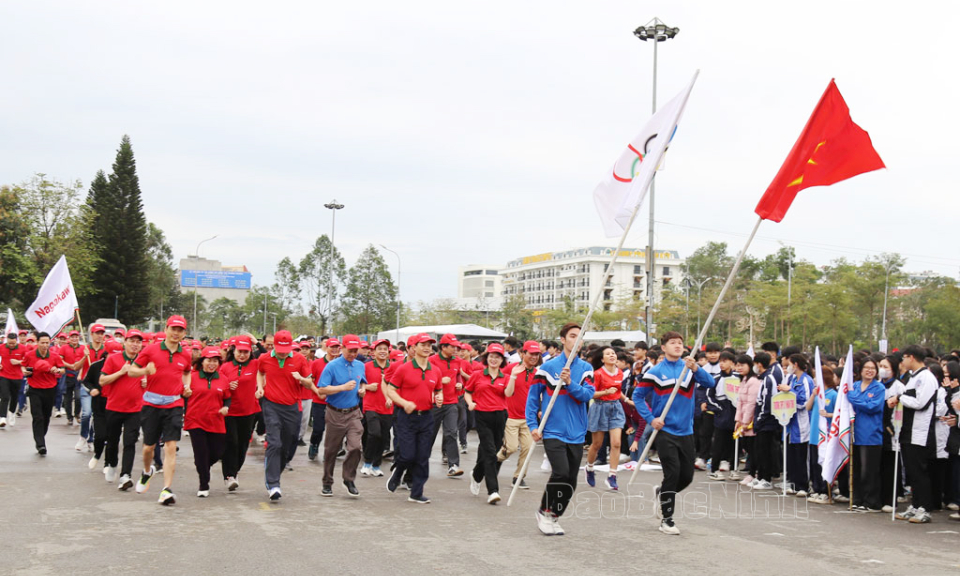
[848,358,886,511]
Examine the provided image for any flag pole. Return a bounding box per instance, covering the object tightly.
[506,184,651,507]
[848,425,854,511]
[630,215,763,485]
[782,424,788,498]
[891,441,900,521]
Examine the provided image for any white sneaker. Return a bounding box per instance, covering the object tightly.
[269,487,282,501]
[659,518,680,535]
[75,437,87,451]
[87,441,94,453]
[197,490,210,498]
[754,480,773,490]
[896,505,917,521]
[881,505,893,513]
[360,465,372,477]
[118,475,133,491]
[541,456,552,472]
[0,417,6,428]
[136,465,155,494]
[104,466,117,482]
[470,477,481,496]
[795,490,808,498]
[225,477,239,491]
[487,492,501,505]
[7,412,14,426]
[88,456,99,470]
[740,474,755,486]
[536,510,556,535]
[719,460,730,472]
[707,471,726,481]
[551,514,564,536]
[728,471,742,481]
[694,458,707,470]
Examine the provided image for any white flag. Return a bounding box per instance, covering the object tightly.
[820,346,854,484]
[746,344,755,359]
[5,308,17,337]
[25,255,79,335]
[593,71,699,237]
[814,346,829,456]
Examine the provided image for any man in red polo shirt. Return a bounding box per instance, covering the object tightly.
[429,333,465,477]
[256,330,319,501]
[361,339,394,477]
[128,316,193,505]
[384,333,443,504]
[22,332,65,454]
[0,331,26,427]
[497,340,541,489]
[59,330,85,428]
[100,329,146,490]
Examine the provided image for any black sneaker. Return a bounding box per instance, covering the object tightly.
[308,444,319,461]
[321,485,333,497]
[337,448,346,458]
[297,439,307,447]
[386,469,401,493]
[37,446,47,455]
[408,495,430,504]
[512,477,529,489]
[343,480,359,497]
[382,449,394,460]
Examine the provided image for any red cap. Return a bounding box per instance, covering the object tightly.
[522,340,541,354]
[201,346,221,359]
[325,338,341,348]
[68,330,79,337]
[291,342,302,351]
[439,333,459,346]
[56,332,66,339]
[18,330,27,335]
[156,333,165,341]
[90,324,106,334]
[274,330,293,353]
[360,340,370,349]
[125,329,144,340]
[341,334,361,350]
[486,343,506,356]
[406,335,418,349]
[114,328,125,336]
[234,338,253,352]
[220,340,231,349]
[299,340,313,349]
[25,334,36,341]
[461,343,473,352]
[389,350,405,361]
[410,333,436,346]
[166,315,187,329]
[372,339,391,350]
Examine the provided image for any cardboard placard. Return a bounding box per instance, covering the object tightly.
[723,376,741,405]
[772,391,797,426]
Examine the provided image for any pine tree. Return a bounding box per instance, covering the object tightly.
[339,245,398,335]
[89,136,151,324]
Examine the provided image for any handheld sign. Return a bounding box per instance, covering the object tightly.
[771,391,797,426]
[892,402,903,435]
[723,376,741,405]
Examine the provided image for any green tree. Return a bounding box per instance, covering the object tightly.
[339,245,398,335]
[500,294,535,340]
[205,297,245,338]
[298,235,346,335]
[0,185,37,306]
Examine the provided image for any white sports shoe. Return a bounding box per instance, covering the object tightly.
[75,437,87,451]
[0,417,6,428]
[104,466,117,482]
[536,510,556,535]
[88,456,99,470]
[487,492,501,505]
[470,477,481,496]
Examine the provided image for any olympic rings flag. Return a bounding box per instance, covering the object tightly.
[26,255,79,335]
[593,71,698,238]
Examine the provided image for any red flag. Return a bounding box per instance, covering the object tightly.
[754,80,885,222]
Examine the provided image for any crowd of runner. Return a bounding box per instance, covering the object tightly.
[1,316,958,536]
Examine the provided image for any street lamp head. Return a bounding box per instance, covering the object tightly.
[324,200,345,210]
[634,17,679,42]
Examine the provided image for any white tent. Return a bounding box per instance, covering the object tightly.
[376,324,508,343]
[581,330,647,344]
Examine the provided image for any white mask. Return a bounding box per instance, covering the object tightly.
[878,368,892,380]
[786,365,796,375]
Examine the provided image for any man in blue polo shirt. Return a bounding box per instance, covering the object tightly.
[317,334,367,497]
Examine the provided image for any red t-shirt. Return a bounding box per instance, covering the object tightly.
[259,352,311,407]
[388,359,442,412]
[0,343,26,379]
[82,344,110,380]
[594,367,624,401]
[101,352,145,413]
[363,360,393,415]
[310,356,333,405]
[23,349,64,389]
[503,362,536,420]
[184,371,231,433]
[134,342,192,408]
[59,344,85,371]
[465,369,508,412]
[428,353,461,405]
[221,358,261,417]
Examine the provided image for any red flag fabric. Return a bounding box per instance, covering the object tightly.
[754,80,885,222]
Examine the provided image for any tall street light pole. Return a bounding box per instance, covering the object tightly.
[634,17,679,345]
[192,234,218,333]
[380,244,401,344]
[323,200,345,333]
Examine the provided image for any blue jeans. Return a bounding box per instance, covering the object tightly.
[17,378,28,412]
[79,386,93,441]
[54,373,67,410]
[393,411,434,499]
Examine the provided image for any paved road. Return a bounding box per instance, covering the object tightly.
[1,414,957,576]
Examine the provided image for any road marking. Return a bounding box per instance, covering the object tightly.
[927,530,958,534]
[763,532,784,536]
[259,502,276,511]
[861,559,884,564]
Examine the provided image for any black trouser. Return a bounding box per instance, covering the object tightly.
[92,397,108,459]
[809,443,828,494]
[786,441,809,491]
[363,411,392,466]
[901,443,933,510]
[393,411,434,499]
[63,374,79,420]
[105,410,140,476]
[540,438,582,518]
[710,427,734,472]
[754,429,778,482]
[929,457,948,511]
[189,428,226,491]
[696,413,714,460]
[472,410,506,495]
[223,413,257,479]
[457,396,468,446]
[852,444,882,509]
[255,405,265,436]
[0,376,20,416]
[880,448,904,506]
[27,387,56,449]
[654,431,696,520]
[431,403,460,467]
[741,436,756,476]
[309,402,326,446]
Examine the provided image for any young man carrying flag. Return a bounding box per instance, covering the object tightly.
[633,331,717,535]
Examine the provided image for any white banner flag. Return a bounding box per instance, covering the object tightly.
[593,71,699,237]
[820,346,854,484]
[25,255,79,335]
[814,346,829,455]
[5,308,17,337]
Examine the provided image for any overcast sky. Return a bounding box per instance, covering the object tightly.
[3,1,957,306]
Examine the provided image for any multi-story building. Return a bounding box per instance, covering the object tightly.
[179,256,251,306]
[458,265,502,300]
[500,247,684,311]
